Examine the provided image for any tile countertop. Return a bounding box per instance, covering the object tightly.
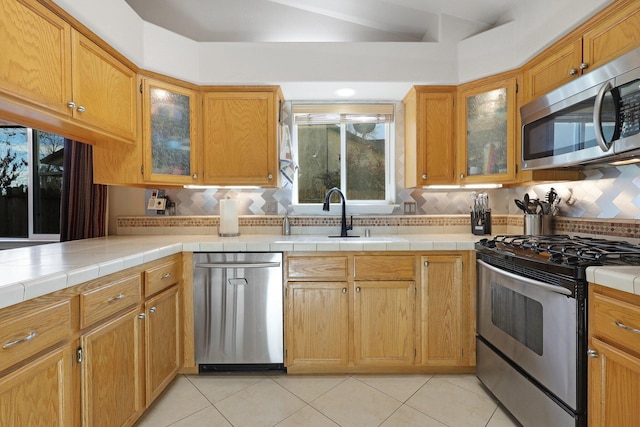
[0,234,480,310]
[2,233,638,311]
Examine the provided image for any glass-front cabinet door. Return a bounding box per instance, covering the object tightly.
[457,76,517,184]
[142,77,199,184]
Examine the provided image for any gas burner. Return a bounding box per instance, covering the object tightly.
[479,235,640,267]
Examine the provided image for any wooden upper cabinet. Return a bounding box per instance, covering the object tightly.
[404,86,456,187]
[202,87,282,186]
[523,39,583,103]
[142,77,200,184]
[582,0,640,73]
[71,31,137,142]
[457,75,517,185]
[523,0,640,103]
[0,0,71,115]
[0,0,137,144]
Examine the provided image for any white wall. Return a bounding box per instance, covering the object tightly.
[51,0,612,100]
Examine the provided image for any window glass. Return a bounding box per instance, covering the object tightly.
[0,126,62,239]
[293,104,393,206]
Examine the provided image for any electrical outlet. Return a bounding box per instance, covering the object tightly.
[404,201,417,215]
[264,201,278,214]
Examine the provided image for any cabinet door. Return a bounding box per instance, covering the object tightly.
[353,281,415,366]
[523,39,583,102]
[81,308,144,427]
[404,87,456,187]
[582,0,640,74]
[202,91,277,186]
[145,286,180,405]
[458,77,517,184]
[142,78,199,185]
[0,0,71,115]
[419,255,469,366]
[588,338,640,427]
[71,31,137,142]
[0,344,74,427]
[285,282,349,369]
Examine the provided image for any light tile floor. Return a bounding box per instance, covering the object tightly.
[134,373,522,427]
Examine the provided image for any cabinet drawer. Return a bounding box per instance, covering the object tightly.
[287,256,348,279]
[0,299,72,372]
[354,255,415,279]
[592,292,640,354]
[80,274,141,329]
[145,259,180,297]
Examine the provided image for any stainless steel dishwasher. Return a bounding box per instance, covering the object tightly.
[193,252,284,372]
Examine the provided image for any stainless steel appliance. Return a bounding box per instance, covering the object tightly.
[521,46,640,170]
[476,235,640,427]
[193,252,284,372]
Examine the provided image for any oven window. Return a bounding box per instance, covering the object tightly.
[491,282,543,355]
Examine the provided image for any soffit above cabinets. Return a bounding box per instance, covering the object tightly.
[124,0,517,42]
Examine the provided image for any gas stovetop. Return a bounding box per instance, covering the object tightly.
[478,235,640,267]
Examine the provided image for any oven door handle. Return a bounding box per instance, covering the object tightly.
[477,260,572,296]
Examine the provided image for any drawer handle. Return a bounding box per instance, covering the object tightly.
[161,273,172,279]
[3,331,37,349]
[615,320,640,335]
[107,293,125,303]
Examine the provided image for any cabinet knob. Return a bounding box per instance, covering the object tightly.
[587,349,599,358]
[268,173,273,179]
[579,63,588,70]
[149,306,157,313]
[67,101,76,109]
[137,313,146,319]
[342,288,347,294]
[192,173,198,179]
[460,173,465,179]
[77,105,86,113]
[356,287,361,293]
[421,174,427,179]
[569,68,578,76]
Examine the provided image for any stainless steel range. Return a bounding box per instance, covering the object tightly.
[476,235,640,427]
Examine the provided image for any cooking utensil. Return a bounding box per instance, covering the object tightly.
[515,199,528,213]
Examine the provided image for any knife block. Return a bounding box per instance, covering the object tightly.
[471,210,491,235]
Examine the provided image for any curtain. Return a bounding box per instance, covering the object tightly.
[60,139,107,241]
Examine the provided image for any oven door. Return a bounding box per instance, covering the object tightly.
[477,259,577,409]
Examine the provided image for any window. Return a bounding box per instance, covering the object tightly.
[0,126,63,240]
[292,104,395,211]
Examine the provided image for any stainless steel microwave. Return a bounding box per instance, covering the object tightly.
[521,47,640,170]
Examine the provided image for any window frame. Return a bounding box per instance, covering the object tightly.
[290,104,396,215]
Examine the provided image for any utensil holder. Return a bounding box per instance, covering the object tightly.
[471,210,491,235]
[523,214,542,235]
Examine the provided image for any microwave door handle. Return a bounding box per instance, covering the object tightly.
[593,80,614,152]
[477,260,572,296]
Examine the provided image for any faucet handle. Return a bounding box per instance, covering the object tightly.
[348,215,354,231]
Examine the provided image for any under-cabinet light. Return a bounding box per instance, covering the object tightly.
[183,185,261,189]
[422,184,503,190]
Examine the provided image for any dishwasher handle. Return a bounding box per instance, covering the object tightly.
[195,261,281,269]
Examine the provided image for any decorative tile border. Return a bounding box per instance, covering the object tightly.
[117,214,510,229]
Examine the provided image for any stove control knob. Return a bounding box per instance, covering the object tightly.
[587,349,599,358]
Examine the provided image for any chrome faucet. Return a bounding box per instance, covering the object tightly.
[322,187,356,237]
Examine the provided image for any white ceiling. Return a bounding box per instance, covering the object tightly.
[124,0,518,43]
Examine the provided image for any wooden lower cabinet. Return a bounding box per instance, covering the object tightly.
[285,281,349,369]
[285,251,474,373]
[80,307,145,427]
[588,285,640,427]
[419,254,474,367]
[353,280,415,366]
[145,285,181,405]
[0,343,75,427]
